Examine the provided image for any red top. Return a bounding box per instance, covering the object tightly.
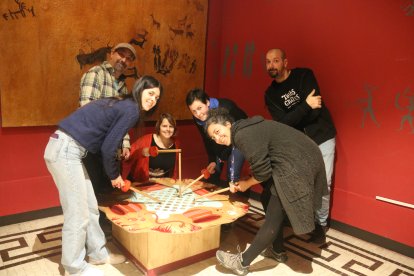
[121,133,181,182]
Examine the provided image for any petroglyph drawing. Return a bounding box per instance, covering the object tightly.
[395,87,414,133]
[358,84,380,128]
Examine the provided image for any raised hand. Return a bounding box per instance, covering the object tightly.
[306,89,322,109]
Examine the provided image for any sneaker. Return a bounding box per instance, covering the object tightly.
[216,247,249,275]
[89,252,126,265]
[65,265,103,276]
[309,224,326,244]
[260,247,288,263]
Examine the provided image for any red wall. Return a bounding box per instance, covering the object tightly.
[0,118,208,216]
[206,0,414,247]
[0,125,60,214]
[1,0,413,249]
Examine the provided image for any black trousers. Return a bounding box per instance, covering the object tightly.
[242,182,285,266]
[260,181,285,252]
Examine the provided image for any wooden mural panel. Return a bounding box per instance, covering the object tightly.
[0,0,208,126]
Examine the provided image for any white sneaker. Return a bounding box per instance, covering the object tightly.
[216,246,249,275]
[89,252,126,265]
[65,265,104,276]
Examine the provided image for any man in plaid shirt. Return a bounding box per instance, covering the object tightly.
[79,42,137,194]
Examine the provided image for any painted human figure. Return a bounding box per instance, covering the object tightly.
[395,87,414,133]
[359,83,380,128]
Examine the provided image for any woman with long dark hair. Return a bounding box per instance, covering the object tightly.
[44,75,163,275]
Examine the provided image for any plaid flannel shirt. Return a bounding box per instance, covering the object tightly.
[79,61,131,149]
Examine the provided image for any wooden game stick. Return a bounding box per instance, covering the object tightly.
[194,187,230,201]
[121,180,162,204]
[180,169,210,196]
[148,146,181,157]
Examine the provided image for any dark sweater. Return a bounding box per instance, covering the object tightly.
[264,68,336,145]
[59,98,140,179]
[231,116,328,234]
[194,98,247,162]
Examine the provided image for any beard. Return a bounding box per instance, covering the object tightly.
[113,61,127,74]
[267,69,279,78]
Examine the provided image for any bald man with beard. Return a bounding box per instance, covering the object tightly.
[263,48,337,246]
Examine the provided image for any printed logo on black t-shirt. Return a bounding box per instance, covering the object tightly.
[282,89,300,109]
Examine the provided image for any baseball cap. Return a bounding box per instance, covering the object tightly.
[113,43,137,60]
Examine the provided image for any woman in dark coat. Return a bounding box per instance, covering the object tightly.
[186,89,248,187]
[205,108,328,275]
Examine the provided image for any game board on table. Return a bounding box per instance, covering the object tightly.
[99,177,249,234]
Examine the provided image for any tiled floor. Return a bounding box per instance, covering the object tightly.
[1,199,413,276]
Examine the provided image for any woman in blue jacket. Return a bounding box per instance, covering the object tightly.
[44,76,162,275]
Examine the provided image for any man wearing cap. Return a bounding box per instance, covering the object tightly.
[79,42,137,195]
[80,42,137,106]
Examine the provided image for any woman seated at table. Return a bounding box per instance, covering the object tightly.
[122,113,180,182]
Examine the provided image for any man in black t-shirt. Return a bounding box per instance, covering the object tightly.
[263,48,337,247]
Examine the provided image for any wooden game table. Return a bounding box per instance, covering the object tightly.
[99,177,249,275]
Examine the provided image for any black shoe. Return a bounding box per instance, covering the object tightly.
[260,247,288,263]
[309,224,326,244]
[221,222,234,233]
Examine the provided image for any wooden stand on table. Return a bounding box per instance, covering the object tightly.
[178,151,182,184]
[151,147,183,194]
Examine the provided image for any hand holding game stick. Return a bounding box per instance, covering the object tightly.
[148,146,182,157]
[194,187,230,202]
[180,169,210,196]
[121,180,162,204]
[194,181,238,202]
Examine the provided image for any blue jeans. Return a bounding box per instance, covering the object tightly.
[44,130,108,274]
[316,137,336,226]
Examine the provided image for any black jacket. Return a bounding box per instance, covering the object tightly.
[194,98,247,162]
